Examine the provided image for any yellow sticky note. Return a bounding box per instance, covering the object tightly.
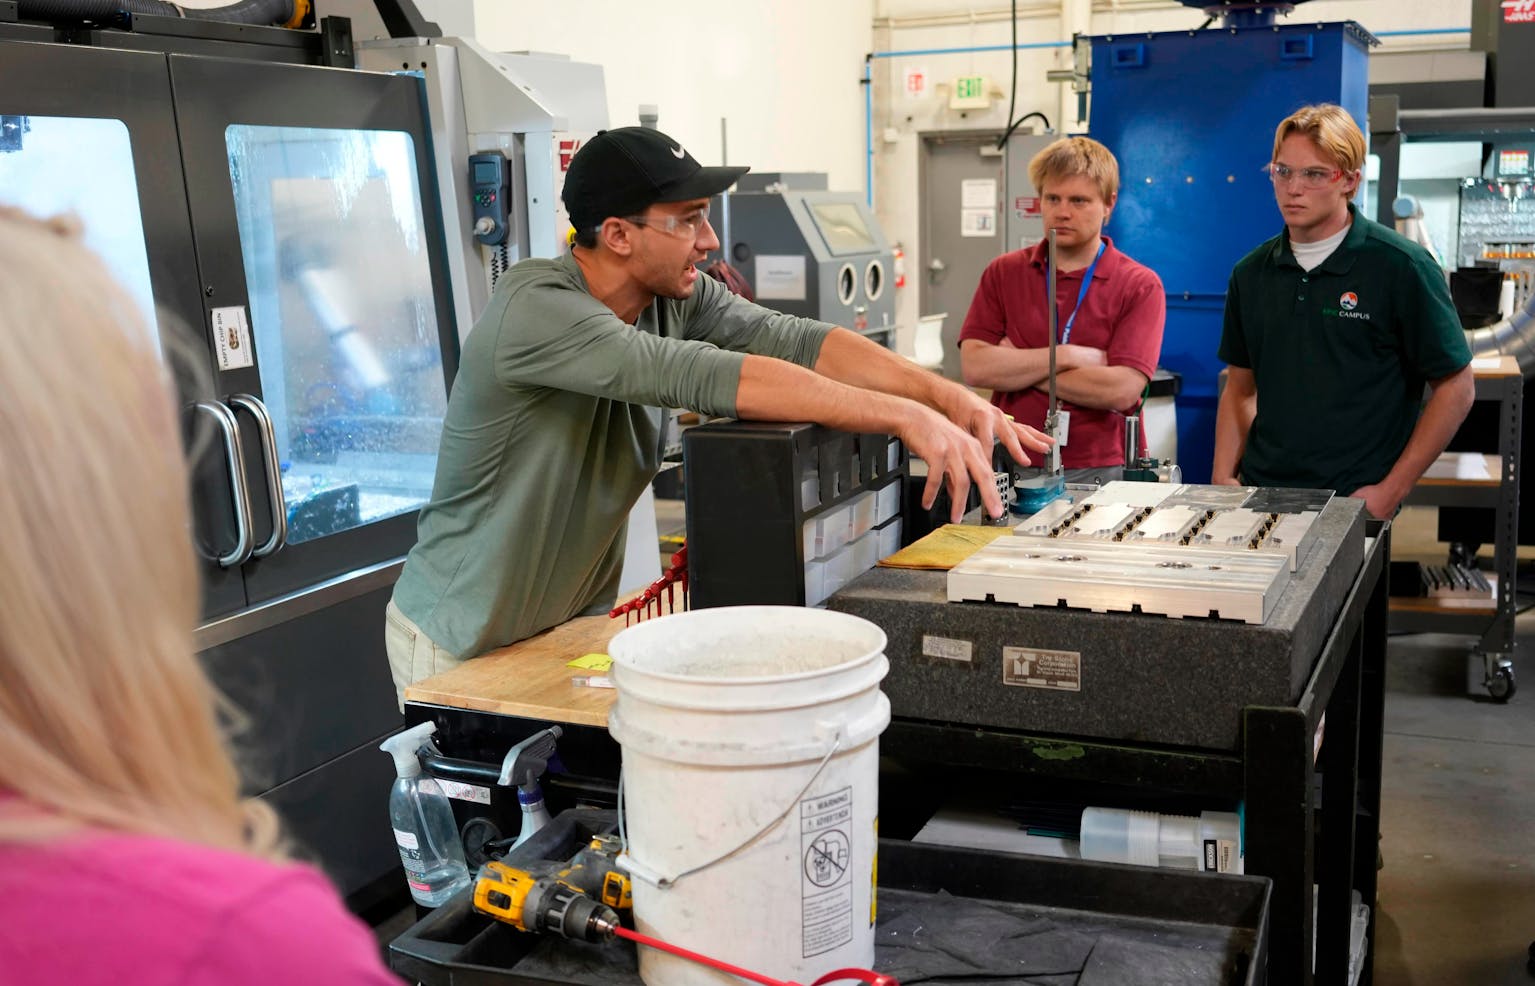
[567,653,612,671]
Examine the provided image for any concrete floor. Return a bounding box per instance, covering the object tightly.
[1373,506,1535,985]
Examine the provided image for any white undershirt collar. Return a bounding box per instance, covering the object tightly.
[1289,223,1349,272]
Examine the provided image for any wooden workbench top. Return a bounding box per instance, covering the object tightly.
[1472,354,1521,378]
[403,611,624,726]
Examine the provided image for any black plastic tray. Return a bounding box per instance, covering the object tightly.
[390,810,1270,986]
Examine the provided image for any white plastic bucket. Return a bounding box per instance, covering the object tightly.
[607,606,891,986]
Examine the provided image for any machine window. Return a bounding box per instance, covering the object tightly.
[226,125,448,544]
[0,115,158,345]
[808,201,877,254]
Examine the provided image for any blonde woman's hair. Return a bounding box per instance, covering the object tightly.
[0,206,280,857]
[1272,103,1366,173]
[1028,136,1120,204]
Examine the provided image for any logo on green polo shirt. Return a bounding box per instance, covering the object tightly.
[1324,290,1371,321]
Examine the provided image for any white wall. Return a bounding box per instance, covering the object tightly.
[454,1,1471,355]
[471,1,875,191]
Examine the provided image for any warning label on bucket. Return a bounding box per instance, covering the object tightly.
[800,786,854,957]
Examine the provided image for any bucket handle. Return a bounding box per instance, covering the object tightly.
[617,723,846,890]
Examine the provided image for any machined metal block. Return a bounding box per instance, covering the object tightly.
[1255,511,1320,570]
[1015,497,1080,537]
[1121,504,1207,543]
[947,535,1291,624]
[1080,482,1181,508]
[1161,485,1258,510]
[1243,487,1333,513]
[1192,508,1273,549]
[1061,501,1146,541]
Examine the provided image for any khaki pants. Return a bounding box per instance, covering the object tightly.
[385,600,466,711]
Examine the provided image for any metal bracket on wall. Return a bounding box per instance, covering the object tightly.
[319,14,354,68]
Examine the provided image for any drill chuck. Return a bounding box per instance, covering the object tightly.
[537,884,620,943]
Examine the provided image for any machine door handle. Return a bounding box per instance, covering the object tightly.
[228,393,287,558]
[193,400,254,568]
[928,257,946,273]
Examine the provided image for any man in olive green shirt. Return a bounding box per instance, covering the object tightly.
[386,127,1049,704]
[1213,104,1473,517]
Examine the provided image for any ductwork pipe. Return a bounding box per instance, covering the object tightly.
[1468,289,1535,376]
[18,0,301,27]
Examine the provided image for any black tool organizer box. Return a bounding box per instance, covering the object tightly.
[684,420,906,608]
[390,808,1271,986]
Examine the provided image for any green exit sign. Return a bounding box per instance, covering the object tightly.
[950,74,990,109]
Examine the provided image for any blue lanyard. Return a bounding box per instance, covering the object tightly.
[1059,241,1106,344]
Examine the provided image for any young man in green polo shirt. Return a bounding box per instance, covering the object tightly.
[1212,104,1474,518]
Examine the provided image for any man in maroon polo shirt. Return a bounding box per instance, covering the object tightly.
[959,136,1165,486]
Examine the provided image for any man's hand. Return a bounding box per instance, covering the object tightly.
[1349,483,1403,520]
[933,382,1053,472]
[899,403,1007,523]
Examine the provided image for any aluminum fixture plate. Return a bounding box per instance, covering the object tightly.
[1013,482,1326,572]
[961,482,1331,623]
[948,535,1291,624]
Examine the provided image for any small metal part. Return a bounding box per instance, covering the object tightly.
[1123,504,1204,543]
[1191,508,1270,549]
[1253,510,1319,570]
[1015,497,1079,537]
[1061,501,1142,540]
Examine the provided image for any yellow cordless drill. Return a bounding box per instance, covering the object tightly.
[471,834,631,943]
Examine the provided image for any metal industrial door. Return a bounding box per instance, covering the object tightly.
[167,55,461,893]
[168,54,460,605]
[920,132,1005,382]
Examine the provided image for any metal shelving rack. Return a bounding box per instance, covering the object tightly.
[1389,355,1523,700]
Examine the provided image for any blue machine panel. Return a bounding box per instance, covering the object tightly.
[1089,22,1371,482]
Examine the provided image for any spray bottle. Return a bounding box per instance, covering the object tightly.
[380,722,471,907]
[498,726,563,850]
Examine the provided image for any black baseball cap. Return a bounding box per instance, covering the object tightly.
[563,127,749,233]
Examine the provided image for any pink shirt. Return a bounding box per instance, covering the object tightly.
[958,236,1165,468]
[0,829,401,985]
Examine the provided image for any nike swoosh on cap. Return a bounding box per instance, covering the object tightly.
[670,144,686,159]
